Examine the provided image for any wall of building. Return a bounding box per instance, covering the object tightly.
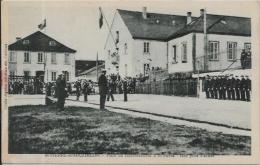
[168,33,194,74]
[132,39,167,76]
[104,11,134,77]
[8,50,76,82]
[196,33,251,71]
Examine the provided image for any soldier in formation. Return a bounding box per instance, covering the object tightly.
[204,74,251,101]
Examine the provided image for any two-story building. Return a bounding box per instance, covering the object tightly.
[167,9,251,76]
[104,7,192,77]
[8,31,76,82]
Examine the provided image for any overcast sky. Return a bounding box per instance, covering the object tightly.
[5,0,256,60]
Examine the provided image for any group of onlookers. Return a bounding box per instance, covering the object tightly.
[8,78,44,94]
[240,49,251,69]
[204,74,251,101]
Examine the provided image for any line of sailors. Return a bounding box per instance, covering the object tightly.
[204,74,251,101]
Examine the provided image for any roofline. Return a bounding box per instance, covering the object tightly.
[133,36,167,42]
[167,31,251,41]
[7,49,76,53]
[9,31,77,53]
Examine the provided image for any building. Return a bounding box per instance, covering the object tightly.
[77,63,105,82]
[104,7,193,77]
[75,60,104,77]
[167,9,251,75]
[8,31,76,82]
[105,8,251,78]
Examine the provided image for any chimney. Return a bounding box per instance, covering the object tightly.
[200,9,205,16]
[187,12,192,24]
[16,37,21,41]
[142,7,147,19]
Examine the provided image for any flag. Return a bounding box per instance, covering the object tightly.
[38,19,46,30]
[99,7,103,29]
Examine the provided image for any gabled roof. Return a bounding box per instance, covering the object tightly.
[117,9,192,41]
[8,31,76,53]
[167,14,251,40]
[76,60,104,76]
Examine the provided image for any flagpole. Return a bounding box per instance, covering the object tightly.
[99,7,117,49]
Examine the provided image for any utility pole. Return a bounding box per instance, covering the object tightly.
[203,8,208,72]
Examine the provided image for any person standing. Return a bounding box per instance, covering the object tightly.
[245,75,251,101]
[82,80,89,102]
[56,74,67,111]
[234,76,241,100]
[123,79,128,102]
[204,75,210,99]
[98,70,108,110]
[240,75,246,101]
[240,49,246,69]
[107,79,115,101]
[74,80,81,101]
[230,75,236,100]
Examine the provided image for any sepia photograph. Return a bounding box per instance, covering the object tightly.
[1,0,260,164]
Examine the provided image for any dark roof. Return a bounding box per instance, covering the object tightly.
[75,60,105,76]
[117,9,192,41]
[78,64,105,76]
[8,31,76,53]
[167,14,251,40]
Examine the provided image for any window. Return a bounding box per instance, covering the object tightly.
[22,40,30,45]
[116,31,119,43]
[51,72,56,81]
[144,42,150,53]
[227,42,237,61]
[24,52,30,63]
[24,71,30,77]
[9,51,16,62]
[172,45,177,63]
[209,41,219,60]
[244,43,251,52]
[65,72,69,81]
[51,53,57,64]
[181,42,187,63]
[38,52,44,63]
[124,43,127,55]
[49,41,56,46]
[64,53,70,65]
[9,71,15,76]
[144,63,150,75]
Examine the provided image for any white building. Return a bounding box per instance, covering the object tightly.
[8,31,76,82]
[104,8,190,77]
[105,8,251,78]
[167,9,251,75]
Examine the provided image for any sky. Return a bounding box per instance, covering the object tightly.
[4,0,257,60]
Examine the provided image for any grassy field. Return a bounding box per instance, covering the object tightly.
[9,105,251,155]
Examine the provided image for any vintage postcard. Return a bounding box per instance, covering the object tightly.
[1,0,260,164]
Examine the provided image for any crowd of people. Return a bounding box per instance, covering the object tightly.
[8,77,44,94]
[204,74,251,101]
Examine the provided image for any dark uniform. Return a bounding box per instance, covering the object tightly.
[82,81,89,102]
[123,80,128,102]
[212,77,218,99]
[245,76,251,101]
[107,80,115,101]
[226,77,232,100]
[74,81,81,100]
[220,76,227,100]
[98,71,108,110]
[234,76,241,100]
[56,75,67,110]
[230,76,236,100]
[204,76,210,99]
[240,76,246,101]
[241,50,246,69]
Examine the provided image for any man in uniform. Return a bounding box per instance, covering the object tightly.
[98,69,108,110]
[82,80,89,102]
[234,76,241,100]
[220,75,227,100]
[107,79,115,101]
[240,75,246,101]
[230,75,236,100]
[204,75,210,99]
[209,76,214,99]
[123,78,128,102]
[56,74,67,111]
[212,76,218,99]
[74,80,81,101]
[240,49,246,69]
[245,75,251,101]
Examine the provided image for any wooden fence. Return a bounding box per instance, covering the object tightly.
[135,78,198,97]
